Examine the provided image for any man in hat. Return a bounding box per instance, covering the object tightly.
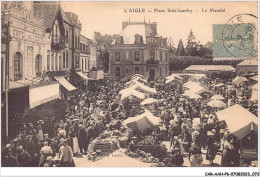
[24,135,36,160]
[2,151,19,167]
[78,124,88,154]
[128,137,138,153]
[17,145,32,167]
[59,139,74,167]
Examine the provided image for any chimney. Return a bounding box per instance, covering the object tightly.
[122,21,129,30]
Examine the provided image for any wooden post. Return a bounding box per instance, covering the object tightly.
[5,21,10,142]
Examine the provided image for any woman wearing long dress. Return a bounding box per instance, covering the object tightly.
[37,120,44,141]
[189,143,203,167]
[206,138,219,165]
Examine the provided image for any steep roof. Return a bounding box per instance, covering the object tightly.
[184,65,236,71]
[237,58,258,66]
[33,2,59,30]
[113,23,154,45]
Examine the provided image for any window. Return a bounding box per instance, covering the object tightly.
[126,51,129,60]
[135,51,140,62]
[148,37,154,44]
[160,52,163,62]
[59,55,61,70]
[82,58,84,70]
[166,67,168,76]
[47,50,50,70]
[78,36,80,48]
[13,52,23,81]
[115,51,120,62]
[85,58,88,71]
[115,67,120,77]
[160,67,162,76]
[126,68,129,74]
[150,51,155,60]
[35,54,42,78]
[66,30,69,43]
[75,54,79,69]
[66,51,69,69]
[75,36,77,48]
[88,58,90,70]
[135,67,140,74]
[51,53,54,70]
[80,43,82,50]
[63,52,65,68]
[83,44,85,51]
[166,53,168,62]
[55,54,58,70]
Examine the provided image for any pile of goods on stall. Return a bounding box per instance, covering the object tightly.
[125,149,160,163]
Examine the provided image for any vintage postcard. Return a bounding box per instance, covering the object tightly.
[1,0,259,175]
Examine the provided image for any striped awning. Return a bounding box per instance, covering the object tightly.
[76,71,90,80]
[54,76,76,91]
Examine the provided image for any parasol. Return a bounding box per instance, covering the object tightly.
[207,100,226,108]
[232,76,247,86]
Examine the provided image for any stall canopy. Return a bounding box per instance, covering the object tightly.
[215,83,225,87]
[123,110,162,132]
[216,104,258,140]
[29,83,60,109]
[250,75,258,81]
[166,73,206,80]
[120,89,145,100]
[126,77,148,87]
[140,98,157,105]
[232,76,248,86]
[130,82,157,95]
[54,76,77,91]
[132,74,144,79]
[76,71,90,80]
[210,95,225,100]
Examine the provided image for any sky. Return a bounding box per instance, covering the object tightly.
[61,1,257,47]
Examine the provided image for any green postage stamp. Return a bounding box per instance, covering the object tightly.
[213,14,257,59]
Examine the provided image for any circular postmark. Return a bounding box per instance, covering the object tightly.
[222,14,258,58]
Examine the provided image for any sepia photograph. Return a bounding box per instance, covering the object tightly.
[0,0,259,173]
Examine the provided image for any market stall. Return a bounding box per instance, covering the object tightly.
[216,104,258,166]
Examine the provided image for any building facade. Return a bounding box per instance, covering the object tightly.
[79,34,91,72]
[2,2,51,84]
[109,21,170,81]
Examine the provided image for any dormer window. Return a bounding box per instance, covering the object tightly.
[115,36,124,45]
[134,34,143,44]
[147,33,156,44]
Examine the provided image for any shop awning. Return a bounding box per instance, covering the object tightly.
[77,71,90,80]
[54,76,76,91]
[29,83,60,109]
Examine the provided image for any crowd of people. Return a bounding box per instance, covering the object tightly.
[1,73,257,167]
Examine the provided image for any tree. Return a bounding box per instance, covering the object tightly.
[186,29,198,56]
[176,39,186,56]
[94,32,120,46]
